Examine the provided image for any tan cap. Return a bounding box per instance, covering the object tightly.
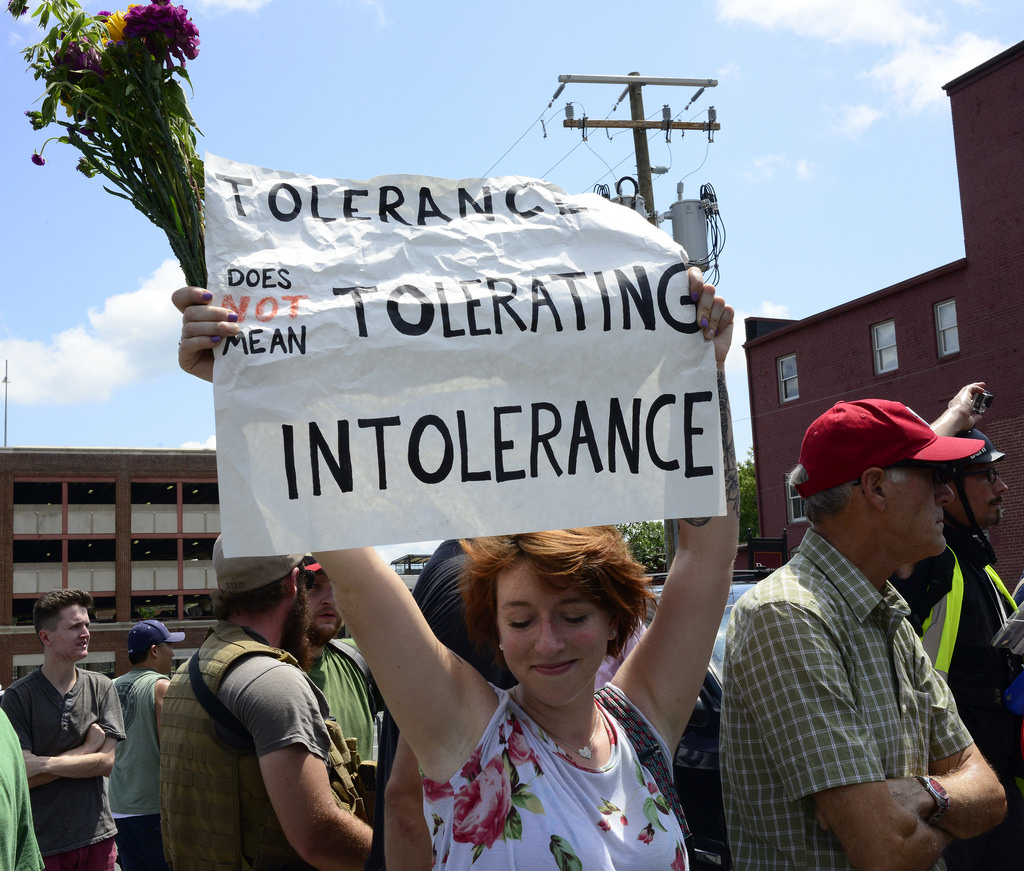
[212,536,305,593]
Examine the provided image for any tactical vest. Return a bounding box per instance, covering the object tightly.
[160,622,371,871]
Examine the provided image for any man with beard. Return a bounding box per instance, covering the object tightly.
[159,537,372,871]
[893,384,1023,870]
[304,559,376,761]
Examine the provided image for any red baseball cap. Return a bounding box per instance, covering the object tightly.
[796,399,985,498]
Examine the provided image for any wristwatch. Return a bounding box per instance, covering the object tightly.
[915,775,950,825]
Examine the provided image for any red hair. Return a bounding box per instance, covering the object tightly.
[459,527,654,668]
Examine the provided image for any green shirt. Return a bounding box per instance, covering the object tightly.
[0,709,43,871]
[307,641,374,760]
[720,530,972,871]
[109,668,164,815]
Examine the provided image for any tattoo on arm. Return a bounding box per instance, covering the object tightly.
[682,372,738,527]
[718,370,740,519]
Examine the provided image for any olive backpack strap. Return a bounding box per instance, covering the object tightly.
[188,651,256,752]
[595,684,690,839]
[327,638,381,719]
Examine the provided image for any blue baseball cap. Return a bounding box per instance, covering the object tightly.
[127,619,185,656]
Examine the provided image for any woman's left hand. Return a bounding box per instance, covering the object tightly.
[687,266,734,368]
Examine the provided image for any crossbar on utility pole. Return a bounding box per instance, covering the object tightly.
[557,72,718,226]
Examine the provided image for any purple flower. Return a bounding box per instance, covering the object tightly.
[124,1,200,68]
[8,1,29,18]
[56,40,105,82]
[31,153,46,166]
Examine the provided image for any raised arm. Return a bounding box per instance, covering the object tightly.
[611,276,739,746]
[313,547,497,784]
[930,381,987,436]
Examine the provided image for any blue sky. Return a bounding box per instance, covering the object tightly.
[1,0,1018,557]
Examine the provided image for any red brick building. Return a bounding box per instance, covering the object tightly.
[0,447,220,687]
[743,40,1024,581]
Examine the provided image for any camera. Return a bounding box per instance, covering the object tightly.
[971,391,994,414]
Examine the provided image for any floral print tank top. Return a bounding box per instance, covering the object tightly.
[422,684,688,870]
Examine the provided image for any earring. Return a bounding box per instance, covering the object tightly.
[498,643,504,651]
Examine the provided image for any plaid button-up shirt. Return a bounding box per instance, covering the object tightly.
[720,530,971,870]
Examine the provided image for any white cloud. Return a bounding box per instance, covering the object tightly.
[833,103,884,136]
[743,154,814,183]
[795,159,815,181]
[0,259,185,406]
[743,152,786,182]
[716,0,937,46]
[191,0,275,12]
[716,1,1007,116]
[180,434,217,450]
[867,33,1008,112]
[356,0,392,27]
[751,301,792,319]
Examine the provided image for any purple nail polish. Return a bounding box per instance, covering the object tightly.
[700,317,709,329]
[691,291,700,301]
[227,312,238,323]
[211,336,222,345]
[201,291,213,301]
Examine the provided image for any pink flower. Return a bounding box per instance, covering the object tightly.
[638,823,655,844]
[451,758,512,849]
[421,776,453,802]
[459,743,483,781]
[507,717,540,768]
[620,814,629,826]
[671,843,688,871]
[597,818,611,831]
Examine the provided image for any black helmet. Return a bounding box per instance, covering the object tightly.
[955,429,1005,467]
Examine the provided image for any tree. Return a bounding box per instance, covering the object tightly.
[738,447,759,542]
[615,521,667,573]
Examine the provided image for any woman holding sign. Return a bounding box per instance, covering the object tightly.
[174,268,737,871]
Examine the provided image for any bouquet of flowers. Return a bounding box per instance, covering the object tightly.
[8,0,206,286]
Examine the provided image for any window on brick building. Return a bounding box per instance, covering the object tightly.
[777,354,798,402]
[786,478,806,523]
[934,299,959,357]
[872,319,898,374]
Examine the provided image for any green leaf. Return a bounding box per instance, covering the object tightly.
[510,788,545,816]
[643,797,669,831]
[548,836,583,871]
[503,806,522,841]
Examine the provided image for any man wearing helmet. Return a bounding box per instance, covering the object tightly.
[893,382,1023,871]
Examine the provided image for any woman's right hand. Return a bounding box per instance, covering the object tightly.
[172,286,240,383]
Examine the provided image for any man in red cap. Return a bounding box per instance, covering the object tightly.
[720,399,1006,871]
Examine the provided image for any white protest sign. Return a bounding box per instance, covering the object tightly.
[204,153,725,557]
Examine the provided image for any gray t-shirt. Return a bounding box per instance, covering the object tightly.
[218,652,332,763]
[0,668,125,856]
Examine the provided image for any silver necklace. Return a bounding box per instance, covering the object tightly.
[513,687,601,759]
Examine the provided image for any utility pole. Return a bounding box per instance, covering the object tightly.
[558,73,719,227]
[3,360,8,447]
